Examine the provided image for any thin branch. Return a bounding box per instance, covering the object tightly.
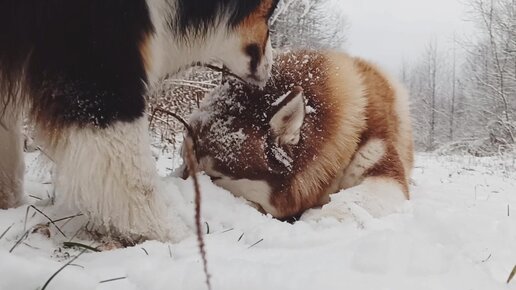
[184,137,212,290]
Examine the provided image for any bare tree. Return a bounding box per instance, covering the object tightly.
[271,0,348,49]
[405,0,515,155]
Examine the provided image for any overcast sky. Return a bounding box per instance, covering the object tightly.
[335,0,475,74]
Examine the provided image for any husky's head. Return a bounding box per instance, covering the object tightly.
[163,0,279,86]
[184,80,316,218]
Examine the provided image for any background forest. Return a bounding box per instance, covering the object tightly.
[149,0,516,158]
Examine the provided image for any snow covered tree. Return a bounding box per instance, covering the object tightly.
[405,42,456,150]
[270,0,348,49]
[405,0,515,154]
[460,0,516,148]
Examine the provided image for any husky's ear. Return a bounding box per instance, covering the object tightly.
[269,86,305,145]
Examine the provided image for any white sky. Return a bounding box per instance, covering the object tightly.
[335,0,475,74]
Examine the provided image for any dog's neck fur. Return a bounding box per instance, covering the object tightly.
[270,52,368,215]
[147,0,234,83]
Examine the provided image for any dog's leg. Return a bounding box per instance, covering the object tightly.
[39,117,176,242]
[0,105,25,209]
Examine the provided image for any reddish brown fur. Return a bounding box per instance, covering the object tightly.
[237,0,275,53]
[352,58,413,197]
[188,50,414,219]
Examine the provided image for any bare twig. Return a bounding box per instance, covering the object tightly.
[141,248,149,256]
[184,137,212,290]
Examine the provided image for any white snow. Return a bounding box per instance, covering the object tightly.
[0,152,515,290]
[270,146,293,171]
[272,91,291,106]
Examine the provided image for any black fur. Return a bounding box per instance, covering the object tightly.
[0,0,153,128]
[245,44,261,75]
[0,0,277,129]
[175,0,262,33]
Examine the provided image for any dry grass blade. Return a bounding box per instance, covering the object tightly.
[0,223,14,240]
[41,249,87,290]
[26,205,67,237]
[99,277,127,284]
[248,239,264,249]
[52,213,83,224]
[9,229,30,253]
[508,265,516,284]
[184,137,212,290]
[63,242,100,252]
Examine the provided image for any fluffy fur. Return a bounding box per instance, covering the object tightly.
[0,0,278,241]
[0,103,24,209]
[186,50,414,220]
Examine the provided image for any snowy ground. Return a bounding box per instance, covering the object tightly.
[0,152,515,290]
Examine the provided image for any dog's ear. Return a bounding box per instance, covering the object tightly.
[269,86,305,145]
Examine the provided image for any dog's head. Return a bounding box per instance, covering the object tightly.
[184,81,308,218]
[174,0,279,86]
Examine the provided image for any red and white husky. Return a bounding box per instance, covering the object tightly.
[185,50,414,220]
[0,0,278,241]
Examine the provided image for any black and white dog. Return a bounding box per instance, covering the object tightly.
[0,0,278,241]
